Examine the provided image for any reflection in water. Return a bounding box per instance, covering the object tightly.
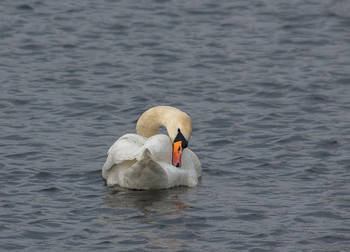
[104,186,193,214]
[103,186,195,250]
[2,0,349,249]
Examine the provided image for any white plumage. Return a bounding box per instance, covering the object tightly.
[102,106,202,189]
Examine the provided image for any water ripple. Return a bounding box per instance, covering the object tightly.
[1,0,350,251]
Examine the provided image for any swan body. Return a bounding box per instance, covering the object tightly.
[102,106,202,189]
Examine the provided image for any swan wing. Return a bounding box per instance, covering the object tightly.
[102,133,201,189]
[122,149,170,189]
[185,148,202,178]
[102,134,146,180]
[122,148,191,189]
[143,134,172,163]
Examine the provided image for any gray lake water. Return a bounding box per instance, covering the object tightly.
[1,0,350,251]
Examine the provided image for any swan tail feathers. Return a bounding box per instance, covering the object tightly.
[123,149,169,189]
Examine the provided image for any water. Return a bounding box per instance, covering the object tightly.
[1,0,350,251]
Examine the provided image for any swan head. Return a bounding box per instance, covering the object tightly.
[136,106,193,167]
[165,112,192,168]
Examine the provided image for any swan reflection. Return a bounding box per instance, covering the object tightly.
[102,186,198,250]
[104,186,193,215]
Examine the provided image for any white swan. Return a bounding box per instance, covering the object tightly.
[102,106,202,189]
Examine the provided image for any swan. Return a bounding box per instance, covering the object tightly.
[102,106,202,189]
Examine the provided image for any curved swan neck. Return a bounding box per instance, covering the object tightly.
[136,107,165,138]
[136,106,192,141]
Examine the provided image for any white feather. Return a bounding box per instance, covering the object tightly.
[102,134,201,189]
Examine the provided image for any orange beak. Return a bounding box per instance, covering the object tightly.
[172,141,183,167]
